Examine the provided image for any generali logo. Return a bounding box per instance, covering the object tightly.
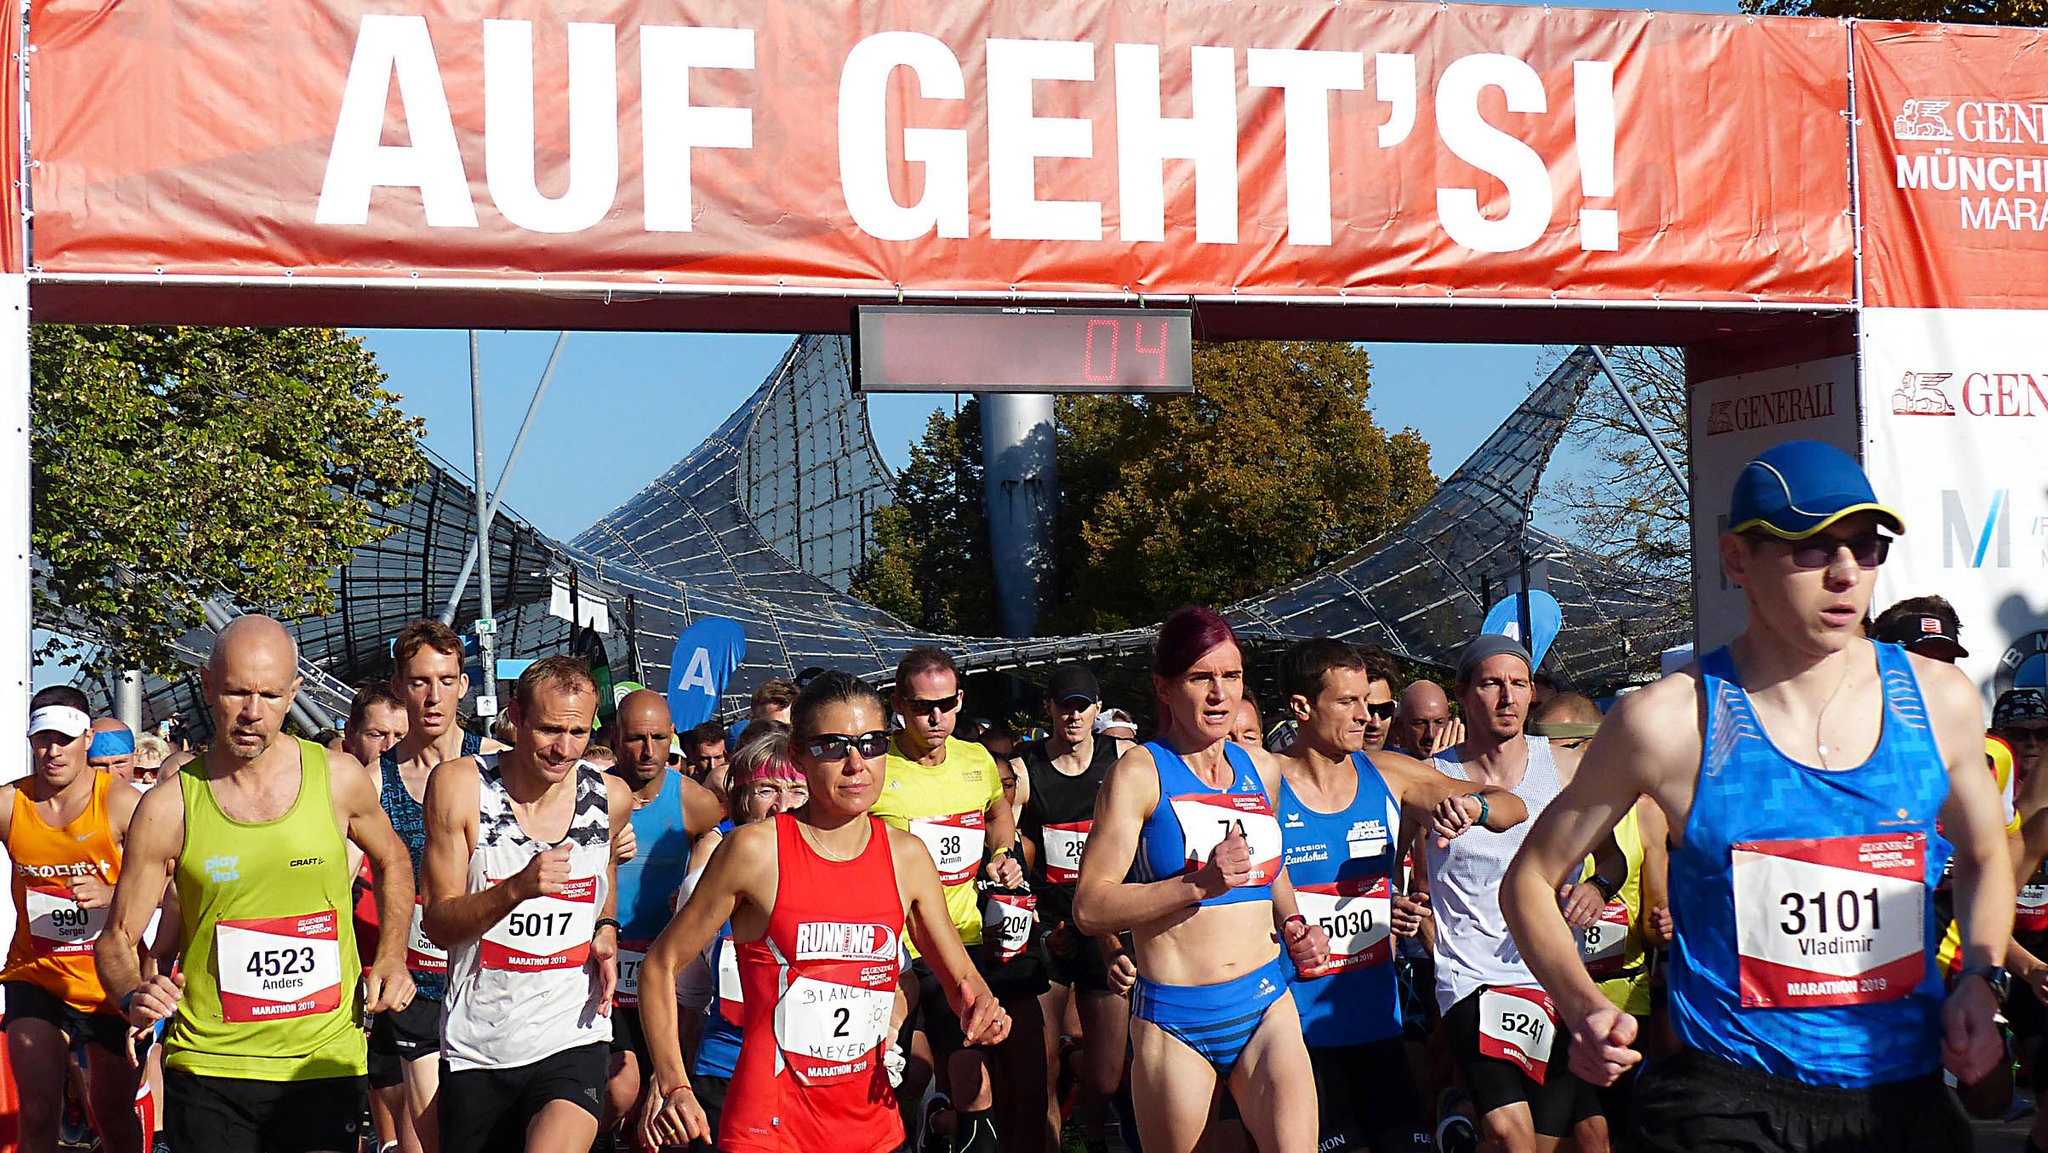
[1704,380,1838,436]
[1895,370,2048,417]
[1893,100,1954,142]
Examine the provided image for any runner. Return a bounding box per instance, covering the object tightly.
[602,688,723,1147]
[1421,633,1610,1153]
[636,670,1011,1153]
[419,655,632,1153]
[1072,606,1330,1153]
[1502,439,2012,1153]
[1389,681,1458,760]
[1274,638,1529,1153]
[371,619,508,1153]
[1351,647,1401,754]
[97,614,417,1153]
[1228,696,1264,750]
[665,729,811,1141]
[341,681,411,1153]
[88,718,141,786]
[5,686,149,1153]
[870,646,1024,1153]
[1014,664,1133,1153]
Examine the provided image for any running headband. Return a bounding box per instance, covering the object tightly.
[89,728,137,758]
[731,756,803,791]
[28,706,91,740]
[1529,721,1601,739]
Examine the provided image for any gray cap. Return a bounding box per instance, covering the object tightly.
[1457,634,1533,683]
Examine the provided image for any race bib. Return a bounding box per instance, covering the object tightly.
[615,939,652,1007]
[405,898,447,975]
[26,885,107,957]
[479,875,599,971]
[1171,793,1284,886]
[1477,986,1557,1084]
[715,938,744,1022]
[1733,833,1926,1009]
[982,890,1037,963]
[1040,821,1091,885]
[773,976,895,1085]
[215,910,344,1023]
[1578,899,1632,978]
[2018,882,2048,934]
[908,812,987,886]
[1294,876,1392,973]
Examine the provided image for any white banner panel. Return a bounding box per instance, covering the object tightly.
[1863,307,2048,706]
[1689,355,1860,653]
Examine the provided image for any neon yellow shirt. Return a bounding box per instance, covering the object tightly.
[873,736,1004,947]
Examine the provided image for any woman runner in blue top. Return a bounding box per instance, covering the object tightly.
[1503,440,2012,1153]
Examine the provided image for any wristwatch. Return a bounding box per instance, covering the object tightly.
[1958,963,2012,1002]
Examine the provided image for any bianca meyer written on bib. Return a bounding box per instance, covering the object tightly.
[1733,832,1927,1009]
[773,920,901,1085]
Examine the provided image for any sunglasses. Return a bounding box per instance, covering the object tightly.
[1744,530,1890,570]
[904,694,961,716]
[805,730,890,761]
[1366,702,1397,721]
[2006,727,2048,745]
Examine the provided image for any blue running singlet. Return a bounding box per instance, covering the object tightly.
[381,730,482,1001]
[1279,752,1403,1047]
[693,925,744,1079]
[614,770,698,1010]
[1669,642,1952,1088]
[1133,742,1282,908]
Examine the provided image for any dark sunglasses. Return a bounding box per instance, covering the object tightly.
[806,730,890,761]
[1744,530,1890,570]
[1366,701,1397,720]
[904,694,961,716]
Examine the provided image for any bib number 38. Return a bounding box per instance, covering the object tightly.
[1733,833,1926,1009]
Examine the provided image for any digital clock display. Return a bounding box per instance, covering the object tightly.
[853,306,1195,394]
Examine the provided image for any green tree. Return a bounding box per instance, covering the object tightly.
[32,326,428,674]
[854,342,1436,635]
[1741,0,2043,24]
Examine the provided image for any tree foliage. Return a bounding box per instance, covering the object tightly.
[1741,0,2044,25]
[32,326,428,674]
[853,342,1436,635]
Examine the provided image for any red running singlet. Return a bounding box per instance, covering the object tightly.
[722,813,906,1153]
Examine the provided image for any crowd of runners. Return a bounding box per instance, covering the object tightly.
[1,436,2042,1153]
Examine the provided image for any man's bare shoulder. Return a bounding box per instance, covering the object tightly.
[1596,671,1704,763]
[424,756,484,807]
[1904,651,1982,722]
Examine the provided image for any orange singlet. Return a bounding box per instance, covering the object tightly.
[722,813,905,1153]
[2,771,122,1011]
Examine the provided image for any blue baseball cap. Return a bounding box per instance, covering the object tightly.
[1728,440,1905,540]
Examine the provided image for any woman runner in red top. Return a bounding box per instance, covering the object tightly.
[636,671,1009,1153]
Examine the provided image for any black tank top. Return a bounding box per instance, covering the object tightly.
[1019,736,1119,921]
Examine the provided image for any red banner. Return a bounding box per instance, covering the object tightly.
[25,0,1852,307]
[1856,22,2048,310]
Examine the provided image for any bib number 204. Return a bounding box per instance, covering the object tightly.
[1779,888,1880,936]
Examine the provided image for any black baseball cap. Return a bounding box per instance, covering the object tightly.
[1872,611,1967,660]
[1046,664,1100,706]
[1995,689,2048,730]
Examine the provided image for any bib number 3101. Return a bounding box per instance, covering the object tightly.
[1733,832,1925,1009]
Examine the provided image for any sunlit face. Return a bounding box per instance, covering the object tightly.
[1392,691,1451,755]
[510,683,597,784]
[1459,654,1532,744]
[893,667,961,752]
[204,647,302,762]
[1359,678,1395,752]
[393,646,468,741]
[1156,641,1245,746]
[1292,666,1370,756]
[1721,512,1886,658]
[795,698,889,820]
[737,772,809,824]
[1047,696,1099,747]
[345,701,407,766]
[30,729,92,790]
[613,703,677,788]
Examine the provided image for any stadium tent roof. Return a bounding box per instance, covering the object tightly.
[78,338,1684,734]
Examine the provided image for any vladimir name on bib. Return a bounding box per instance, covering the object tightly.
[215,910,344,1022]
[1294,876,1391,974]
[1733,832,1926,1009]
[1172,793,1283,885]
[480,874,598,971]
[27,885,106,957]
[909,812,986,886]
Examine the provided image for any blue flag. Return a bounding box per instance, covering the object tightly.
[1481,590,1564,668]
[667,618,747,730]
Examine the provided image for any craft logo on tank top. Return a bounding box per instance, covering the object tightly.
[794,922,899,962]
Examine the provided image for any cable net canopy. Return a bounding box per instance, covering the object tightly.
[73,339,1684,733]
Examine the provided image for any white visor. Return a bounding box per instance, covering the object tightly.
[28,705,91,740]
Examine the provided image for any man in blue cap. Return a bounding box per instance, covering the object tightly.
[1502,439,2013,1152]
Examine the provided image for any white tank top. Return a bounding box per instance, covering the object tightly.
[441,756,613,1070]
[1424,736,1563,1013]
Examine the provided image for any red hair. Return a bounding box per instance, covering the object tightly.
[1154,606,1239,679]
